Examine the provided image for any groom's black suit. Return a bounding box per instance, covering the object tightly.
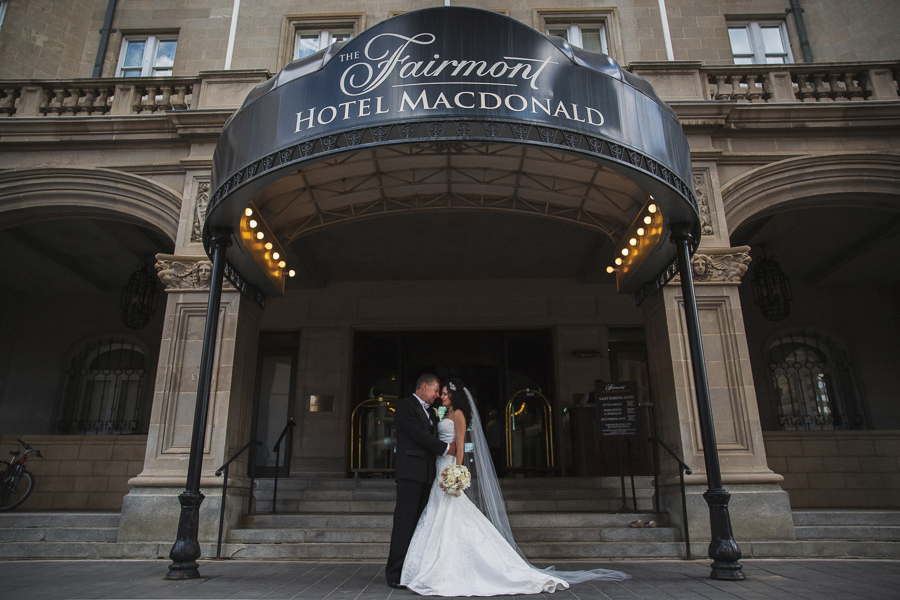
[385,394,448,586]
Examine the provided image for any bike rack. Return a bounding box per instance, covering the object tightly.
[214,439,262,559]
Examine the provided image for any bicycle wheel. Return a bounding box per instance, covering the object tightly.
[0,470,35,511]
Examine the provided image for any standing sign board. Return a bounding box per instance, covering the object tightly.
[595,381,640,437]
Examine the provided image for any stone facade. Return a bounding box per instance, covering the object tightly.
[0,0,897,553]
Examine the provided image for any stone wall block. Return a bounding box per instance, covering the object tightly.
[822,456,861,472]
[866,68,899,100]
[767,72,797,102]
[73,475,110,493]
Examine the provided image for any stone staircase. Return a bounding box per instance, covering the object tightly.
[0,512,164,559]
[3,481,899,560]
[222,476,683,560]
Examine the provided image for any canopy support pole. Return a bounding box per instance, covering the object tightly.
[166,229,233,580]
[670,224,745,581]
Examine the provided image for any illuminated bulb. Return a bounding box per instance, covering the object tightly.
[648,203,657,213]
[637,227,645,236]
[256,231,264,240]
[278,260,286,268]
[606,266,615,274]
[244,208,253,217]
[272,252,280,260]
[265,242,273,250]
[621,248,629,256]
[249,219,257,228]
[288,270,296,277]
[615,257,623,266]
[644,215,652,225]
[629,238,637,246]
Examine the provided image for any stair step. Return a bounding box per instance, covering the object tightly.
[0,512,120,528]
[795,525,900,541]
[0,527,118,542]
[792,510,900,527]
[218,540,686,560]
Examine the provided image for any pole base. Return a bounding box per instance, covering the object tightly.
[710,560,746,581]
[165,562,201,580]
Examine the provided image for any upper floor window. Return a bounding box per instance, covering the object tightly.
[116,35,178,77]
[294,29,352,60]
[537,10,617,58]
[0,1,8,33]
[547,23,608,54]
[728,22,793,64]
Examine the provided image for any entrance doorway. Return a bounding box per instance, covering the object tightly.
[351,330,554,477]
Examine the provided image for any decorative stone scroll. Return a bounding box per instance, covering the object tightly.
[189,181,210,243]
[693,172,714,236]
[673,247,752,284]
[155,254,233,290]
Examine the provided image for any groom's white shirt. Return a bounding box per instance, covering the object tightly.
[413,392,450,456]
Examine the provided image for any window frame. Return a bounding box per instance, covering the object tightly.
[281,14,365,68]
[536,9,620,60]
[727,20,794,65]
[57,339,150,435]
[293,28,354,61]
[546,23,609,55]
[115,33,179,77]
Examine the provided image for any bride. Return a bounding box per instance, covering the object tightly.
[400,377,629,596]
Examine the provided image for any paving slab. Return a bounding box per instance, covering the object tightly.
[0,559,898,600]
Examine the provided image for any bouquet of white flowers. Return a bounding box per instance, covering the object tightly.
[439,464,471,497]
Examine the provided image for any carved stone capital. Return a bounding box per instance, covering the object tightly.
[155,254,232,291]
[673,246,751,284]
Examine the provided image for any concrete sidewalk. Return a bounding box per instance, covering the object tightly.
[3,559,898,600]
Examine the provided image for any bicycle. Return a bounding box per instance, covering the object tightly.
[0,439,42,511]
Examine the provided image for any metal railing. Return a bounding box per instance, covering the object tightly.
[214,439,262,559]
[649,436,692,559]
[270,419,296,513]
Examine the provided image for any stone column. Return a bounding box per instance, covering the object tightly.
[643,247,796,548]
[118,255,261,547]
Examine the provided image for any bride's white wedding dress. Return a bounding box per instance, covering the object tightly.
[400,418,568,596]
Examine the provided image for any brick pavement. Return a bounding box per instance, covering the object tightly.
[3,559,898,600]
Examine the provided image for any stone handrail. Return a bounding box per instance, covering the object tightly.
[0,76,201,117]
[702,62,899,103]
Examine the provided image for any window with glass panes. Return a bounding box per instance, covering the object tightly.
[116,35,177,77]
[293,29,352,60]
[728,22,792,64]
[547,23,608,54]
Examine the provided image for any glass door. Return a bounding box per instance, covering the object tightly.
[251,332,299,478]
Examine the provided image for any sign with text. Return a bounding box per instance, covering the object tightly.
[595,381,640,438]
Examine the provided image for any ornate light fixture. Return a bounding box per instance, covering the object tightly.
[751,243,792,321]
[120,256,160,329]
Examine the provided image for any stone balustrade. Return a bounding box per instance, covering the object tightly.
[0,77,199,117]
[0,63,896,119]
[629,60,899,103]
[705,62,900,103]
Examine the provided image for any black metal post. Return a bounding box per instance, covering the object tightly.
[166,230,232,580]
[215,463,229,559]
[670,224,744,581]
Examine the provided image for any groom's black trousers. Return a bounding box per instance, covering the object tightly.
[385,478,431,585]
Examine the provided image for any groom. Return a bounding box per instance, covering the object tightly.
[385,373,455,588]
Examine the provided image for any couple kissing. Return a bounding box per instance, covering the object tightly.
[385,374,628,596]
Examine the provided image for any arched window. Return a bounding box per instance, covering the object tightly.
[767,332,867,430]
[58,339,148,435]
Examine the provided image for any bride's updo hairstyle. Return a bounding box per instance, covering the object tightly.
[445,377,472,428]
